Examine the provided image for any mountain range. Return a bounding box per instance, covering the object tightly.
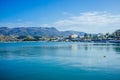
[0,27,85,37]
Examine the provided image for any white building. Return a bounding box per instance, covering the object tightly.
[70,34,78,38]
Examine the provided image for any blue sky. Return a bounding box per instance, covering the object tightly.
[0,0,120,33]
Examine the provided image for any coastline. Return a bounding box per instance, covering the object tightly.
[0,40,120,43]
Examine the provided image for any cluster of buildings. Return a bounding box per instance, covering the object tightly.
[48,29,120,43]
[0,29,120,43]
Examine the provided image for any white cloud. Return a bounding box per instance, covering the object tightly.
[52,12,120,33]
[40,24,50,27]
[1,12,120,33]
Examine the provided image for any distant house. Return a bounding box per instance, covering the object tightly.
[97,33,104,39]
[113,29,120,40]
[70,34,78,38]
[79,35,84,39]
[97,33,103,36]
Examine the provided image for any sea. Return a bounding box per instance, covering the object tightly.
[0,42,120,80]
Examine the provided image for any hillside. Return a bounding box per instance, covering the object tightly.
[0,27,84,37]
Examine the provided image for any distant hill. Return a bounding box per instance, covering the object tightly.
[60,31,85,36]
[0,27,85,37]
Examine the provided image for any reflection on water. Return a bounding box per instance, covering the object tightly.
[0,42,120,67]
[70,44,78,52]
[0,42,120,80]
[0,42,120,59]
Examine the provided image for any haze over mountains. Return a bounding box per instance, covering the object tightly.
[0,27,85,37]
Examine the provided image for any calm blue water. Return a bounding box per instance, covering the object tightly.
[0,42,120,80]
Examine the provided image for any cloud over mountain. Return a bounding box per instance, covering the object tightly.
[52,12,120,33]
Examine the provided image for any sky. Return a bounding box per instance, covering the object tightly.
[0,0,120,33]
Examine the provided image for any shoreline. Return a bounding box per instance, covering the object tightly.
[0,40,120,43]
